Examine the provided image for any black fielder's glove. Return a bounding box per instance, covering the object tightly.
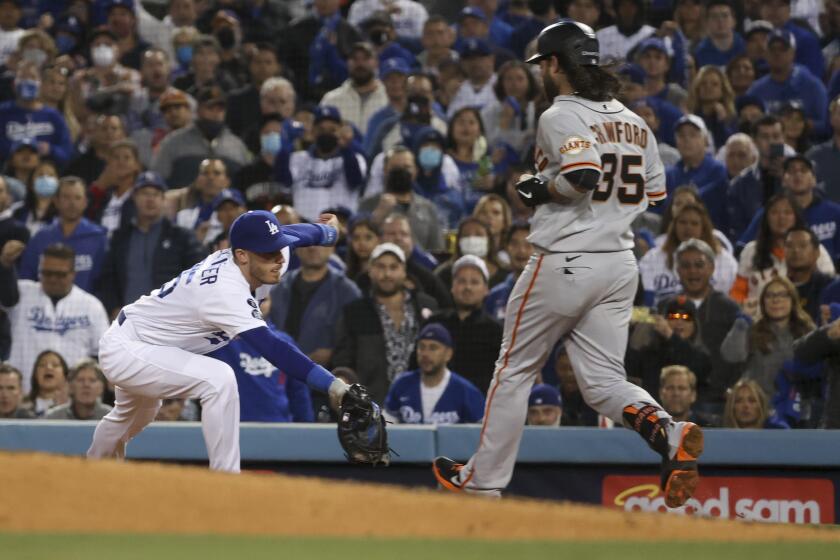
[337,384,391,467]
[515,174,552,207]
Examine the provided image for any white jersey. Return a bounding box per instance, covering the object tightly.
[5,281,109,393]
[119,248,288,355]
[528,95,666,253]
[289,150,366,221]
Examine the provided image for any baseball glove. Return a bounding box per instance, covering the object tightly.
[337,384,391,466]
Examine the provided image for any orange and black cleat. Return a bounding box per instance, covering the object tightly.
[661,422,704,508]
[432,456,465,493]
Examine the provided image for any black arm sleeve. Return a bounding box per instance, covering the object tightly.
[563,168,601,191]
[0,264,19,307]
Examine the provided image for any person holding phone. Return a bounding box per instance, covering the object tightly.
[727,114,791,242]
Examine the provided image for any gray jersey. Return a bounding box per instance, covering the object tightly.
[528,95,666,253]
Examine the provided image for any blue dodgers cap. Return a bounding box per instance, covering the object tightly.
[133,170,167,192]
[528,384,562,408]
[460,6,487,21]
[212,188,245,210]
[459,37,492,58]
[637,36,669,57]
[768,28,796,50]
[618,63,645,85]
[10,137,37,153]
[417,322,453,348]
[229,210,299,253]
[104,0,135,12]
[380,57,410,79]
[314,105,342,124]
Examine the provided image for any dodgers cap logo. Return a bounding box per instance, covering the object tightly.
[229,210,298,253]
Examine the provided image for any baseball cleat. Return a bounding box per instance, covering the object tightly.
[661,422,704,508]
[433,456,465,492]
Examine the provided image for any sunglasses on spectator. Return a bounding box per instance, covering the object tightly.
[667,313,691,321]
[764,290,792,301]
[40,269,71,279]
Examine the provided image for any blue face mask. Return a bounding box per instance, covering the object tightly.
[261,132,282,155]
[16,79,40,101]
[34,175,58,197]
[56,35,77,55]
[418,146,443,171]
[176,45,193,66]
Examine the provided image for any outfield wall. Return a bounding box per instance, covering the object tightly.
[3,421,839,525]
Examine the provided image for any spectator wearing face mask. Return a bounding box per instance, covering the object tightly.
[435,217,508,291]
[410,126,464,230]
[359,146,445,255]
[274,105,366,222]
[0,61,72,166]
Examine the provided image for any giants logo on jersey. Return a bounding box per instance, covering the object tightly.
[558,136,592,155]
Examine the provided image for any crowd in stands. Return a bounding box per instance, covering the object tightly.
[1,0,840,432]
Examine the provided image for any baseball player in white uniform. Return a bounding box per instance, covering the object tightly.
[433,20,704,509]
[87,210,371,472]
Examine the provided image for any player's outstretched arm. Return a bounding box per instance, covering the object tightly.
[282,219,338,248]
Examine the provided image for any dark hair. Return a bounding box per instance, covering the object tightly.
[751,276,814,354]
[493,60,539,102]
[753,193,805,270]
[752,114,781,137]
[446,107,486,152]
[505,221,531,245]
[27,349,69,403]
[253,42,278,56]
[194,34,221,54]
[659,185,701,235]
[451,216,503,271]
[42,242,75,263]
[345,217,381,281]
[424,14,450,28]
[56,175,87,197]
[554,53,621,102]
[785,225,819,248]
[705,0,734,12]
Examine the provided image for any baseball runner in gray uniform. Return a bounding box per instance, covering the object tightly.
[433,20,703,509]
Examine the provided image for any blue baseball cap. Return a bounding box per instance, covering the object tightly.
[229,210,299,253]
[529,384,562,407]
[133,170,167,192]
[618,63,645,85]
[380,57,410,79]
[768,28,796,50]
[10,138,37,153]
[637,36,669,57]
[459,38,492,58]
[460,6,487,21]
[104,0,135,12]
[417,323,453,348]
[314,105,342,125]
[212,188,245,210]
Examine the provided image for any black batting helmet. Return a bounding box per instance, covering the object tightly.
[525,20,600,67]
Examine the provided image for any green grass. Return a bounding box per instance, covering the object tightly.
[2,534,839,560]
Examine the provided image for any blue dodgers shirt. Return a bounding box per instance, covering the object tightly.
[384,369,485,424]
[485,273,516,323]
[664,154,729,226]
[18,218,107,293]
[747,65,828,136]
[208,332,314,423]
[738,193,840,261]
[693,33,745,68]
[0,101,73,165]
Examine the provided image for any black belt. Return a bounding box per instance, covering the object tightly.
[117,310,127,326]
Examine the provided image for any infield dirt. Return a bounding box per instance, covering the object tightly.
[1,451,838,542]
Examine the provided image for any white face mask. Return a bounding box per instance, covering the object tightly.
[459,236,489,258]
[92,44,116,68]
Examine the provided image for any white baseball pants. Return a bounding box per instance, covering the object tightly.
[87,318,241,472]
[459,250,666,493]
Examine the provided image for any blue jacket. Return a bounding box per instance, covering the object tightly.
[784,21,826,83]
[737,192,840,262]
[645,96,683,147]
[726,164,781,243]
[18,218,107,293]
[693,33,745,69]
[384,369,485,424]
[663,155,729,227]
[267,268,362,355]
[746,65,828,137]
[0,101,73,166]
[485,272,515,323]
[208,333,313,423]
